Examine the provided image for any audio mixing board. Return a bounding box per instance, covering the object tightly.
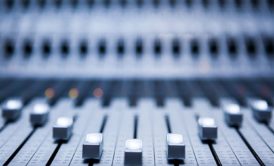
[0,0,274,166]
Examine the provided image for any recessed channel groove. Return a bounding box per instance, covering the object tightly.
[3,128,37,166]
[235,129,265,166]
[208,142,222,166]
[99,115,108,133]
[133,115,138,139]
[265,124,274,135]
[46,142,62,166]
[0,122,9,133]
[165,115,172,133]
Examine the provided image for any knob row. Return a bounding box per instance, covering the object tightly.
[2,35,274,59]
[2,0,273,11]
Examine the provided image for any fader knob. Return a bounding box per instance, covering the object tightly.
[124,139,142,165]
[30,103,50,126]
[223,103,243,127]
[82,133,103,160]
[1,99,23,121]
[198,117,217,141]
[250,99,272,123]
[166,133,185,160]
[53,116,74,141]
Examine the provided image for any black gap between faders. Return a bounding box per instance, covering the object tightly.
[3,128,37,165]
[235,128,265,165]
[99,115,108,133]
[208,142,222,166]
[46,142,62,166]
[263,123,274,136]
[133,115,138,139]
[165,115,172,133]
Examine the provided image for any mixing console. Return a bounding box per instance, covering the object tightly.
[0,0,274,165]
[0,78,273,165]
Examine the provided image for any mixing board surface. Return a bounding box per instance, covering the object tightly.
[0,0,274,165]
[0,78,273,165]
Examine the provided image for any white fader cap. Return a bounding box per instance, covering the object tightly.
[198,117,217,141]
[250,99,272,123]
[30,103,50,126]
[82,133,103,160]
[53,116,73,141]
[166,133,185,160]
[223,103,243,127]
[124,139,142,165]
[2,99,23,121]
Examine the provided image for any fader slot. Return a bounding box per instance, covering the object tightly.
[9,99,70,165]
[69,103,105,165]
[93,99,124,166]
[27,99,75,165]
[243,109,274,153]
[50,99,101,165]
[151,101,171,165]
[167,99,198,165]
[181,111,216,165]
[193,99,241,165]
[112,107,136,165]
[138,99,155,165]
[212,106,259,165]
[270,120,274,134]
[0,99,42,165]
[236,114,274,165]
